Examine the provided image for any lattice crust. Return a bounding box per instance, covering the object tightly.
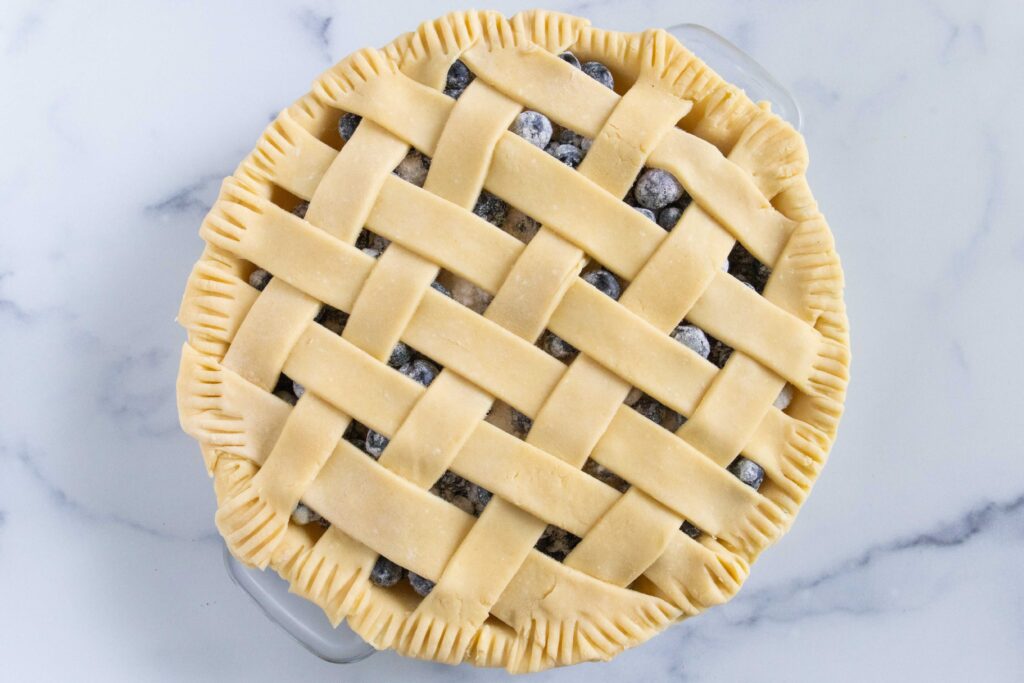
[176,9,848,672]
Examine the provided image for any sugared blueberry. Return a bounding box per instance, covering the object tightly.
[728,456,765,490]
[708,338,733,368]
[511,111,553,149]
[728,242,772,293]
[408,572,435,597]
[248,268,271,291]
[467,483,492,514]
[337,113,361,142]
[503,208,541,243]
[400,359,439,387]
[672,324,710,359]
[542,332,577,361]
[393,150,430,187]
[581,60,614,89]
[370,556,404,587]
[447,60,473,89]
[535,525,582,561]
[774,384,794,410]
[634,395,666,425]
[681,520,702,540]
[583,268,621,300]
[388,341,411,368]
[291,502,327,527]
[316,305,348,335]
[292,201,310,219]
[634,168,684,210]
[510,408,532,436]
[634,206,656,222]
[292,381,305,399]
[583,458,630,493]
[365,430,389,459]
[559,51,581,69]
[550,143,583,168]
[473,191,507,227]
[657,206,683,231]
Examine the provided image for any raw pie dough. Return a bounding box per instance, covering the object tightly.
[176,9,849,672]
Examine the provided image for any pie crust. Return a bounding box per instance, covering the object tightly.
[176,9,849,672]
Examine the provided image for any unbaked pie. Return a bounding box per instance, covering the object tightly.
[177,9,849,672]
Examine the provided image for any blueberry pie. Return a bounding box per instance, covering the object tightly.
[177,9,849,672]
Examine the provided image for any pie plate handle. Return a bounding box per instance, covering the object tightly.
[223,545,376,663]
[666,23,803,131]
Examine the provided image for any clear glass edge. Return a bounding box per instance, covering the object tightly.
[221,21,802,666]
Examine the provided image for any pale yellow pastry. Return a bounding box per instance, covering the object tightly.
[177,9,849,672]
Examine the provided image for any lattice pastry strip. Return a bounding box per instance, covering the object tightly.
[176,9,849,672]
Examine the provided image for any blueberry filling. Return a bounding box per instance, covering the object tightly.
[535,525,582,562]
[541,331,577,362]
[316,305,348,335]
[582,268,621,301]
[510,407,533,437]
[408,572,436,596]
[388,341,412,368]
[583,458,630,494]
[337,112,361,142]
[680,520,702,540]
[473,191,508,227]
[728,242,772,293]
[503,208,541,243]
[292,201,310,219]
[364,430,388,459]
[370,556,404,587]
[672,323,711,359]
[581,60,614,89]
[511,110,554,149]
[400,358,440,387]
[393,150,431,187]
[248,268,272,291]
[291,502,329,527]
[549,143,583,168]
[431,470,492,517]
[558,51,582,69]
[444,59,475,99]
[727,456,765,490]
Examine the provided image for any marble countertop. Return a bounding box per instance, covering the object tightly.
[2,0,1022,680]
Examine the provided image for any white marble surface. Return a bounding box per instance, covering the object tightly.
[2,0,1022,680]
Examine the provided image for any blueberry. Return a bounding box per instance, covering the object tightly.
[274,389,297,406]
[708,338,733,368]
[582,269,621,300]
[722,257,730,273]
[728,242,772,293]
[634,168,684,210]
[473,191,507,227]
[393,150,430,187]
[510,408,532,436]
[430,281,451,298]
[291,502,327,527]
[680,520,702,540]
[581,60,614,89]
[634,395,665,425]
[248,268,271,291]
[292,201,309,219]
[672,324,710,359]
[583,458,629,493]
[774,384,794,410]
[316,305,348,335]
[542,332,577,361]
[450,279,492,314]
[503,208,540,243]
[657,206,683,231]
[444,85,466,99]
[370,556,404,587]
[337,113,361,142]
[558,51,581,69]
[292,381,305,399]
[365,430,389,459]
[400,359,439,387]
[634,206,656,222]
[467,484,492,514]
[728,457,765,490]
[362,247,381,259]
[408,572,435,597]
[511,111,553,149]
[535,525,582,562]
[446,59,473,90]
[550,143,583,168]
[388,341,411,368]
[366,233,390,252]
[663,410,687,432]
